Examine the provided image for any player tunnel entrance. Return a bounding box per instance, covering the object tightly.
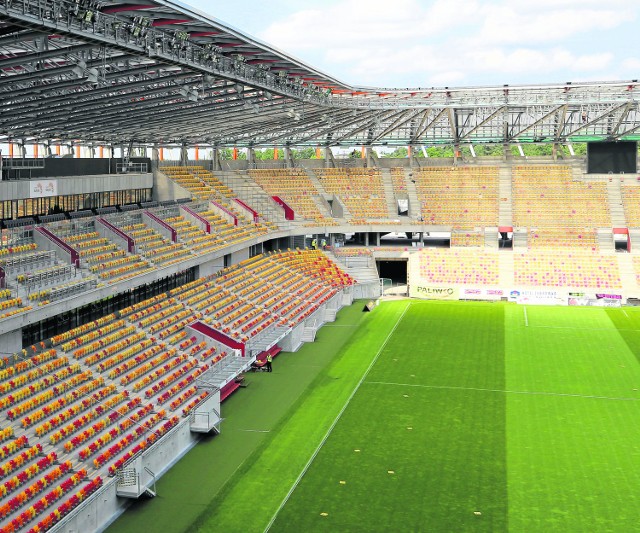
[376,258,408,285]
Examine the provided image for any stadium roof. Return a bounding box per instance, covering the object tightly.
[1,0,640,148]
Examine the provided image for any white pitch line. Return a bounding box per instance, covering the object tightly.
[364,380,640,402]
[523,305,529,327]
[527,325,640,332]
[263,302,412,532]
[623,309,630,319]
[237,429,271,433]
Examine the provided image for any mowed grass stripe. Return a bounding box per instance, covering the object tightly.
[506,305,640,532]
[191,300,410,533]
[270,301,508,532]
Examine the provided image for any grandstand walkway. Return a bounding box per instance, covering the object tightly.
[107,301,369,533]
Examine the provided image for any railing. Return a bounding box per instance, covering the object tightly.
[143,210,177,242]
[116,162,149,173]
[97,217,135,253]
[144,466,156,496]
[1,158,45,169]
[35,226,80,267]
[117,468,138,486]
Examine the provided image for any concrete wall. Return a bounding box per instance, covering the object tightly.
[0,174,152,202]
[198,256,225,278]
[153,171,191,202]
[0,329,21,356]
[231,248,250,264]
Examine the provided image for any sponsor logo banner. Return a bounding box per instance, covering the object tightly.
[596,293,622,300]
[460,288,504,301]
[569,296,622,307]
[509,289,559,305]
[29,180,57,198]
[410,284,459,300]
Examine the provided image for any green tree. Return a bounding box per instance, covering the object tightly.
[292,147,316,159]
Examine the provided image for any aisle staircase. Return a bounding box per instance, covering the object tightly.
[498,251,515,288]
[405,168,421,218]
[325,251,380,283]
[498,164,513,227]
[605,177,627,227]
[616,253,638,295]
[379,169,399,218]
[219,171,285,223]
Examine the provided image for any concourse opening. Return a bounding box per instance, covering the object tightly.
[376,258,408,286]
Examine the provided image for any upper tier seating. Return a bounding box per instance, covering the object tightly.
[527,229,598,250]
[413,167,499,228]
[513,165,610,228]
[622,185,640,228]
[450,231,484,247]
[249,169,336,225]
[390,168,407,195]
[314,168,391,222]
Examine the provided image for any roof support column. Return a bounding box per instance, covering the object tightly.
[247,147,257,169]
[324,147,335,168]
[212,147,221,171]
[284,146,294,168]
[409,145,420,168]
[365,147,375,168]
[502,143,511,161]
[180,144,188,166]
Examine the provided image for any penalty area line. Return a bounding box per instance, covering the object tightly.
[523,305,529,327]
[263,301,412,532]
[364,380,640,402]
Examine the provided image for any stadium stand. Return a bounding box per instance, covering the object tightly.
[415,248,500,285]
[0,248,356,531]
[315,168,391,222]
[514,251,621,289]
[622,185,640,227]
[513,165,611,228]
[249,169,336,225]
[412,166,499,227]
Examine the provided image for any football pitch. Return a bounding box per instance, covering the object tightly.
[111,300,640,533]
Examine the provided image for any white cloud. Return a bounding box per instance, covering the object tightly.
[622,58,640,71]
[257,0,636,87]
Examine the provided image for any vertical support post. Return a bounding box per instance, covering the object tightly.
[284,146,293,168]
[212,147,221,170]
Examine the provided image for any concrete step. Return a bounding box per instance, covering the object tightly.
[498,251,515,287]
[379,168,398,218]
[498,165,513,227]
[404,168,421,219]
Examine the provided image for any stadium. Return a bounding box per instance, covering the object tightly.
[0,0,640,532]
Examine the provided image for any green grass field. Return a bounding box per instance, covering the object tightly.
[110,300,640,533]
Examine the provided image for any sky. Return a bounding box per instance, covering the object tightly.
[185,0,639,88]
